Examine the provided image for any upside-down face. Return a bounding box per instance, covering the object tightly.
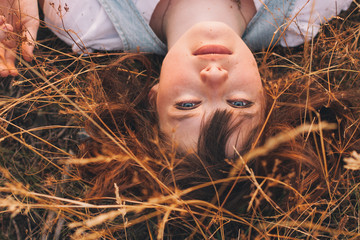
[151,21,265,157]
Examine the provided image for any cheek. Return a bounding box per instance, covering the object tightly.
[155,94,169,123]
[162,67,194,85]
[231,68,262,92]
[161,51,194,81]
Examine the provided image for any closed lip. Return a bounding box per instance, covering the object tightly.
[193,45,232,55]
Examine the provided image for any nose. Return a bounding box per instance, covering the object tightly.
[200,64,228,88]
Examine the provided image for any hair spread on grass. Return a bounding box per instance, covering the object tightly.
[74,6,360,235]
[1,2,360,239]
[79,53,360,198]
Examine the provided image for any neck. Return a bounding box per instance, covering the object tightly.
[150,0,256,49]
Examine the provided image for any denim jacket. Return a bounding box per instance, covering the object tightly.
[97,0,296,54]
[243,0,296,50]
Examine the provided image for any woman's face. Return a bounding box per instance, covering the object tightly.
[152,22,265,157]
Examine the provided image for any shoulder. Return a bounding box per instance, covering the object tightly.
[290,0,353,19]
[281,0,353,47]
[252,0,353,15]
[243,0,353,49]
[132,0,161,23]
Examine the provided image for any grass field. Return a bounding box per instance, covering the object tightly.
[0,2,360,239]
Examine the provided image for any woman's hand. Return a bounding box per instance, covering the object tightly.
[0,0,39,77]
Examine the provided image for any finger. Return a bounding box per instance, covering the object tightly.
[0,64,10,77]
[0,20,19,76]
[21,30,36,62]
[0,43,10,77]
[4,47,18,76]
[0,15,5,25]
[0,23,14,41]
[0,33,18,77]
[21,13,39,62]
[0,41,18,77]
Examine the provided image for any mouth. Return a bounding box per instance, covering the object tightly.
[193,45,232,55]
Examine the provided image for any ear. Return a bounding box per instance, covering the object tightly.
[148,83,159,107]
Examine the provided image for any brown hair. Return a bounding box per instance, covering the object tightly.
[77,52,360,211]
[77,53,264,200]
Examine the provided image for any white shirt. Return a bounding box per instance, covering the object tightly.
[43,0,353,53]
[43,0,159,52]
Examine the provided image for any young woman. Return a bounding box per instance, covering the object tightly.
[1,1,359,237]
[0,0,354,157]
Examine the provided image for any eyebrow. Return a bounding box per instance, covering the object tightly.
[233,111,256,120]
[170,112,199,121]
[170,109,257,122]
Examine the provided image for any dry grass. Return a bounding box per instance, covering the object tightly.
[0,2,360,239]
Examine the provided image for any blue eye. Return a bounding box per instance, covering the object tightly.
[227,100,252,108]
[175,101,201,110]
[182,103,196,108]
